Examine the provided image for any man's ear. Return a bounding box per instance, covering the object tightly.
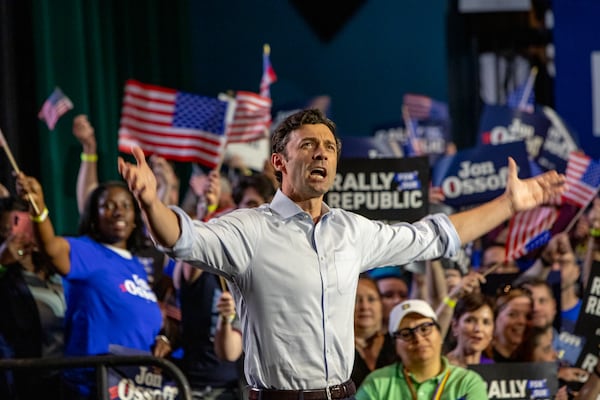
[271,153,285,174]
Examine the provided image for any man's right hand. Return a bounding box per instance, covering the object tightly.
[118,146,158,210]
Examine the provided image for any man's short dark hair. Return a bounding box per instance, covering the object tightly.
[270,109,341,183]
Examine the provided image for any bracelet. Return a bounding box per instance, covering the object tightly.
[156,335,170,345]
[30,207,49,223]
[207,204,218,213]
[590,228,600,238]
[443,296,457,309]
[80,153,98,162]
[220,313,235,324]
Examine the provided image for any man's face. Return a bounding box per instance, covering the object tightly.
[272,124,338,201]
[525,284,557,328]
[557,252,580,290]
[394,314,441,367]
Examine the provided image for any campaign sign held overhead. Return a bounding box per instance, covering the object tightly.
[478,104,578,173]
[432,142,530,208]
[478,104,550,159]
[325,157,429,222]
[372,119,452,166]
[340,136,398,159]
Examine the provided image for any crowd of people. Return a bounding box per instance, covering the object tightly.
[0,109,599,400]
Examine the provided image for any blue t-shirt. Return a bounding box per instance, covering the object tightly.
[63,236,162,356]
[561,299,582,334]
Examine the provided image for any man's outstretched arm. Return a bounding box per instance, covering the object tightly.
[449,157,565,245]
[118,146,181,247]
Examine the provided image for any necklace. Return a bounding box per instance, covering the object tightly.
[400,363,451,400]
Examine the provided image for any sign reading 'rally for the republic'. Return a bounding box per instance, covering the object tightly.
[325,157,429,222]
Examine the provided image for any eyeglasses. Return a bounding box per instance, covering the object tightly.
[393,321,438,342]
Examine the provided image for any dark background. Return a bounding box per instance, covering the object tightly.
[0,0,598,233]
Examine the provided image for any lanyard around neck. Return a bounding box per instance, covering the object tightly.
[401,364,451,400]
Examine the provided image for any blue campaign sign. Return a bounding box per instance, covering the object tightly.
[340,136,398,159]
[431,142,530,208]
[478,105,579,173]
[108,345,180,399]
[478,105,550,159]
[372,119,452,166]
[536,106,579,173]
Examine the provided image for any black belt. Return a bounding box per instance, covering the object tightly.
[249,380,356,400]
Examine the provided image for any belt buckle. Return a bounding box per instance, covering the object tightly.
[325,385,332,400]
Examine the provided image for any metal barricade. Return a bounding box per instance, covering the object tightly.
[0,354,192,400]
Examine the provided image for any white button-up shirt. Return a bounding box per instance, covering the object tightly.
[168,190,460,390]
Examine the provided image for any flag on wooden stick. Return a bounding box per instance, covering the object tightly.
[260,44,277,98]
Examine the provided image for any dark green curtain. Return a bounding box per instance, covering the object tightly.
[32,0,191,234]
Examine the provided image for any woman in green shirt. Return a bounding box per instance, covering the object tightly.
[356,299,488,400]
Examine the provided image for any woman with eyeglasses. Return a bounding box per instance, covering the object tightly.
[356,299,488,399]
[446,292,495,367]
[489,285,533,362]
[352,274,396,387]
[16,174,163,399]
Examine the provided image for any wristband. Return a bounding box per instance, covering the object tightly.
[443,296,457,309]
[30,207,49,223]
[207,204,218,213]
[80,153,98,162]
[590,228,600,238]
[220,313,235,324]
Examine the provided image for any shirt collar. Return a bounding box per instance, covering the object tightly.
[400,357,451,383]
[269,189,331,220]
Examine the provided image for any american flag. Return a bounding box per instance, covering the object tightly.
[226,91,272,144]
[118,80,235,169]
[38,87,74,130]
[402,93,449,121]
[260,44,277,98]
[505,206,559,261]
[561,152,600,208]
